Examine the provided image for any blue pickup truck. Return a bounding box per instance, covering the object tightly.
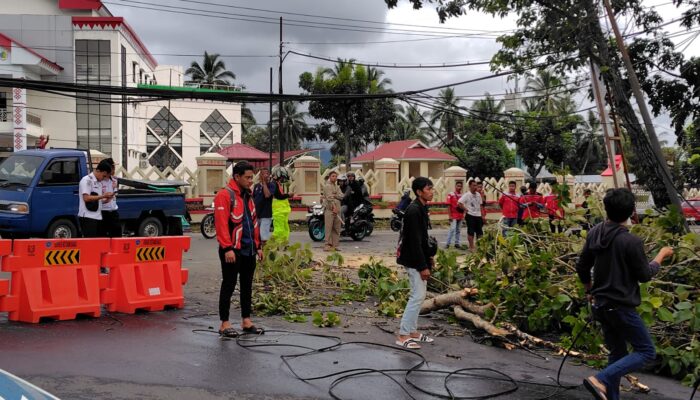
[0,149,186,238]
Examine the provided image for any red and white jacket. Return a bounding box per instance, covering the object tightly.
[214,179,261,253]
[447,191,465,220]
[498,192,520,219]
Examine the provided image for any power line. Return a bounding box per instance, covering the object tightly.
[104,0,491,38]
[287,50,494,69]
[108,0,511,34]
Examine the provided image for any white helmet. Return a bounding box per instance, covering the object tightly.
[272,166,290,182]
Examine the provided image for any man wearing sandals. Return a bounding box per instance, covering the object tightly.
[576,188,673,400]
[395,177,435,349]
[215,162,265,338]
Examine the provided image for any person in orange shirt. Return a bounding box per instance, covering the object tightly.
[519,182,544,222]
[545,194,565,233]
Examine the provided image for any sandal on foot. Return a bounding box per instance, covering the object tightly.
[242,325,265,335]
[409,333,434,343]
[583,377,608,400]
[218,327,239,338]
[395,338,421,349]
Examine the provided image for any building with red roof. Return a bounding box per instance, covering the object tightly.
[218,143,322,170]
[352,140,457,179]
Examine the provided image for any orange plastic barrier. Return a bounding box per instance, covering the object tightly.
[0,239,109,323]
[0,239,13,300]
[101,236,190,313]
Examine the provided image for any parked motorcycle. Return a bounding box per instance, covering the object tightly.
[307,201,374,242]
[201,200,216,239]
[390,208,405,232]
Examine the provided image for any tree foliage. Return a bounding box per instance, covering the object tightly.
[271,102,311,151]
[386,0,697,207]
[185,51,237,85]
[299,60,396,165]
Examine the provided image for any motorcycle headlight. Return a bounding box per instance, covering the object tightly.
[7,203,29,214]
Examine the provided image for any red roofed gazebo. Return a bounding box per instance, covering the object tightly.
[218,143,320,169]
[352,140,456,179]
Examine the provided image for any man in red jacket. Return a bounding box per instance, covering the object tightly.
[214,162,264,338]
[498,181,520,235]
[445,181,464,249]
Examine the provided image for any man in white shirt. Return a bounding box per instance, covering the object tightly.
[78,160,113,238]
[101,158,121,237]
[458,180,484,250]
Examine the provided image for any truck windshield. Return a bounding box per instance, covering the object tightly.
[0,155,43,186]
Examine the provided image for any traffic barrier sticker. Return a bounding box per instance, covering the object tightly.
[136,246,165,262]
[44,249,80,266]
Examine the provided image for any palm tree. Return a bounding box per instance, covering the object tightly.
[430,87,462,144]
[241,103,256,138]
[470,94,505,123]
[575,110,605,174]
[322,58,357,79]
[271,102,308,151]
[525,69,565,113]
[367,66,392,93]
[185,51,236,86]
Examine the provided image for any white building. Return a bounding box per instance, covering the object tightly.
[0,0,242,171]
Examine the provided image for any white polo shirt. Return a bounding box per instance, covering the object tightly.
[78,173,103,220]
[101,176,118,211]
[458,191,483,217]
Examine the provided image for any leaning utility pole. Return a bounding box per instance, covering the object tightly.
[590,60,619,189]
[278,17,285,167]
[601,0,684,219]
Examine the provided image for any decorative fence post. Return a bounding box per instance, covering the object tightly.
[503,167,526,190]
[196,153,228,201]
[375,158,400,202]
[444,166,468,194]
[293,156,321,206]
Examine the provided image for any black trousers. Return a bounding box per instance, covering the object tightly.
[80,217,101,238]
[101,210,122,237]
[218,248,257,322]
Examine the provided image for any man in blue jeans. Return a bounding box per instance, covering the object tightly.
[395,177,435,349]
[576,188,673,400]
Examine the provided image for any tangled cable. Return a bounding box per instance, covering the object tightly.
[222,329,584,400]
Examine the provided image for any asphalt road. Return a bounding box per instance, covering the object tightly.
[0,230,694,400]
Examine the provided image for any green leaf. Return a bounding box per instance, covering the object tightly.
[649,297,663,309]
[657,307,675,322]
[675,302,693,311]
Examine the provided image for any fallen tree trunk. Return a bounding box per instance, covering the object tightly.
[453,305,509,336]
[421,288,484,314]
[500,322,605,361]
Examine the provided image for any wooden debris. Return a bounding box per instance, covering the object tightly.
[500,322,605,361]
[420,288,487,314]
[453,305,509,336]
[624,374,651,393]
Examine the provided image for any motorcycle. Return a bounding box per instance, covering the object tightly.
[200,200,216,239]
[390,208,405,232]
[307,201,375,242]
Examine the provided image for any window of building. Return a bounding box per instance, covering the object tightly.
[75,39,112,154]
[144,74,150,84]
[146,107,183,171]
[132,62,138,83]
[199,110,233,155]
[139,69,144,84]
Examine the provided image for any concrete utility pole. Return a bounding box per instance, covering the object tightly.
[269,67,273,170]
[278,17,285,167]
[590,60,619,189]
[601,0,685,218]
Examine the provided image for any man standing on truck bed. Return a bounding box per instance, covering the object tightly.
[101,158,121,237]
[215,162,264,338]
[78,160,113,238]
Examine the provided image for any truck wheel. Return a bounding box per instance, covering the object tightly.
[138,217,163,237]
[47,219,78,239]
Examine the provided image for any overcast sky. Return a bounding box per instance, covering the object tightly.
[106,0,698,142]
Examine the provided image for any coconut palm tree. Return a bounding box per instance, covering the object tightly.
[271,102,308,151]
[322,58,357,79]
[241,103,256,138]
[430,87,462,144]
[576,111,606,173]
[367,66,392,93]
[525,69,565,113]
[470,94,505,123]
[185,51,236,86]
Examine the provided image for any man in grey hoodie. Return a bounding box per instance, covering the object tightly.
[576,188,673,400]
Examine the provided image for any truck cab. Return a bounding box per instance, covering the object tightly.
[0,149,186,238]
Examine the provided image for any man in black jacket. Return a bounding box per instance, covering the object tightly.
[395,177,435,350]
[576,188,673,400]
